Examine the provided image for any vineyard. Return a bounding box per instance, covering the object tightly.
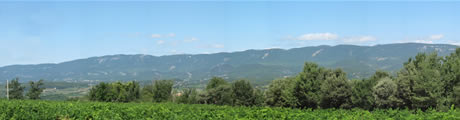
[0,99,459,120]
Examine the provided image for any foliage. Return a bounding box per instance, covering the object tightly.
[293,62,327,108]
[203,84,232,105]
[372,77,399,109]
[141,84,154,102]
[152,80,174,102]
[319,69,352,109]
[206,77,228,90]
[231,79,254,106]
[198,77,232,105]
[265,77,297,107]
[176,88,198,104]
[26,79,45,100]
[88,81,140,102]
[293,62,353,109]
[252,88,264,106]
[442,48,460,106]
[395,52,443,109]
[1,99,460,120]
[7,78,25,99]
[351,71,391,110]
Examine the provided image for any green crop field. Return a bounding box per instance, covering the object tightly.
[0,99,459,120]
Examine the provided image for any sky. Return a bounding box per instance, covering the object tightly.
[0,1,459,66]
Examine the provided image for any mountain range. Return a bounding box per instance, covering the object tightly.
[1,43,458,86]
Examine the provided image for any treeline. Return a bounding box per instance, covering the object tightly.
[265,48,460,110]
[4,78,45,100]
[87,78,264,106]
[85,48,460,110]
[87,81,141,102]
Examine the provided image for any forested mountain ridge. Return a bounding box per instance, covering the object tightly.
[0,43,457,85]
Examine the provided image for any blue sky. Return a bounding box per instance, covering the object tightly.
[0,1,459,66]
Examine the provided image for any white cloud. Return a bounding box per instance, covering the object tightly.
[342,36,377,43]
[156,40,165,45]
[151,33,175,38]
[151,34,162,38]
[167,33,176,37]
[407,34,445,44]
[296,33,338,41]
[448,40,460,46]
[264,46,281,50]
[184,37,198,42]
[413,40,434,44]
[169,50,178,54]
[429,34,444,40]
[211,44,225,48]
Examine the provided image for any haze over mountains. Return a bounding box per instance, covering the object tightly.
[1,43,458,86]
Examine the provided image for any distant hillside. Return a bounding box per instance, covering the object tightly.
[0,43,457,86]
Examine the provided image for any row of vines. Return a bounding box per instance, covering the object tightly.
[1,99,459,120]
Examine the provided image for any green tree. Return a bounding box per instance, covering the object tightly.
[373,77,399,109]
[265,77,297,107]
[231,79,254,106]
[206,85,232,105]
[7,78,25,99]
[26,79,45,100]
[141,84,154,102]
[88,82,110,102]
[320,69,352,109]
[293,62,327,108]
[453,85,460,106]
[111,82,129,102]
[197,92,209,104]
[177,88,198,104]
[351,70,391,110]
[125,81,141,102]
[88,81,141,102]
[201,77,232,105]
[206,77,228,90]
[152,80,174,102]
[441,48,460,107]
[395,53,443,109]
[252,88,264,106]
